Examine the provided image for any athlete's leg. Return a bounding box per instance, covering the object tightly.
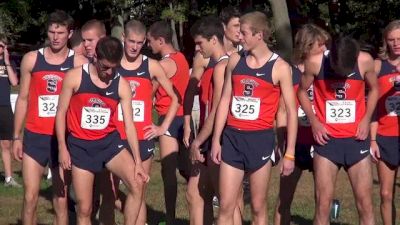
[274,166,303,225]
[248,162,272,225]
[21,154,45,225]
[98,170,117,225]
[313,153,339,225]
[136,156,153,225]
[377,161,397,225]
[1,140,13,179]
[347,157,375,225]
[51,167,71,225]
[159,135,179,224]
[217,162,244,225]
[106,149,144,225]
[72,166,95,225]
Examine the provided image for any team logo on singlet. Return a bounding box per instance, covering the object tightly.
[389,75,400,91]
[330,82,350,100]
[129,80,140,97]
[240,79,259,97]
[89,98,106,107]
[43,74,62,93]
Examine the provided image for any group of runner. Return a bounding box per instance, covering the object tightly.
[0,5,399,225]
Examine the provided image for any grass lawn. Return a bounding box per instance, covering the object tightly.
[1,148,399,225]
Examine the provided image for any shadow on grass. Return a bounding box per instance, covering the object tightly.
[146,205,188,225]
[292,215,351,225]
[9,219,50,225]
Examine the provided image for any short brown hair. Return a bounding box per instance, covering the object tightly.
[240,11,271,43]
[82,19,106,37]
[47,10,74,31]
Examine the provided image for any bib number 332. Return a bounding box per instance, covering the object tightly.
[81,107,110,130]
[326,100,355,124]
[231,96,260,120]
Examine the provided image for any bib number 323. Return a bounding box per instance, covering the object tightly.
[326,100,355,124]
[231,96,260,120]
[38,95,58,117]
[81,107,110,130]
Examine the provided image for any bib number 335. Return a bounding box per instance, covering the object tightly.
[81,107,110,130]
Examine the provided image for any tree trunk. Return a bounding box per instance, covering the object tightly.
[170,2,180,50]
[269,0,293,62]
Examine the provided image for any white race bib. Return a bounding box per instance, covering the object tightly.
[81,107,111,130]
[326,100,355,123]
[38,95,58,117]
[231,96,260,120]
[118,100,145,122]
[385,95,400,116]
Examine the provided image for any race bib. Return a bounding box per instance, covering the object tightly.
[117,100,145,122]
[231,96,260,120]
[385,95,400,116]
[298,105,315,127]
[81,107,111,130]
[38,95,58,117]
[326,100,355,123]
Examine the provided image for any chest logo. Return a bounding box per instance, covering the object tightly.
[43,74,62,93]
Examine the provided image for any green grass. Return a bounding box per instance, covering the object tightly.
[1,152,400,225]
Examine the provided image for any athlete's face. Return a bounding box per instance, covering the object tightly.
[224,17,240,44]
[194,35,214,58]
[96,59,118,79]
[239,23,260,51]
[47,24,71,51]
[124,31,146,59]
[82,29,103,58]
[309,39,327,56]
[146,34,160,54]
[386,28,400,56]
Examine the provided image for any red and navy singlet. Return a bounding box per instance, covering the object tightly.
[155,52,189,116]
[67,64,120,140]
[313,53,365,138]
[114,55,153,140]
[376,60,400,137]
[227,53,281,131]
[199,55,229,127]
[293,66,315,144]
[26,48,75,135]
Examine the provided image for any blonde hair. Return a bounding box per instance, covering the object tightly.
[124,20,146,36]
[82,19,106,37]
[379,20,400,60]
[293,24,330,64]
[240,11,271,43]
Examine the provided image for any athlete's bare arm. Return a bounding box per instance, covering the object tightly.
[119,76,149,183]
[273,58,297,176]
[3,45,18,85]
[56,67,82,170]
[356,52,379,141]
[298,53,329,145]
[369,59,381,161]
[211,53,240,164]
[182,52,208,147]
[12,51,36,161]
[145,59,179,139]
[191,59,227,162]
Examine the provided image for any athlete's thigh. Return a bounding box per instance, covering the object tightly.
[219,162,244,204]
[313,153,339,195]
[159,135,179,158]
[72,166,95,205]
[377,160,397,192]
[105,149,137,185]
[22,154,45,193]
[249,162,272,200]
[347,156,373,197]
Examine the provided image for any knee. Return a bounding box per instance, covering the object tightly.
[53,196,68,210]
[125,177,144,198]
[251,199,266,216]
[185,187,202,206]
[219,198,236,215]
[380,189,393,204]
[24,191,39,209]
[77,203,92,218]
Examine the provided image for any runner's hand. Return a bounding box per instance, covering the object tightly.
[12,140,23,161]
[280,158,295,176]
[355,117,369,140]
[59,145,71,170]
[369,141,380,163]
[134,163,149,183]
[311,119,330,145]
[144,124,166,140]
[189,140,205,163]
[211,141,222,165]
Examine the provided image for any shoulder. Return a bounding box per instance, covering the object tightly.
[357,51,374,71]
[20,50,38,70]
[74,54,89,67]
[273,57,290,70]
[214,59,228,73]
[227,52,241,68]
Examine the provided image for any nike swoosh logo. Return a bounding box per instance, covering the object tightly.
[347,72,356,77]
[262,155,270,160]
[256,73,265,76]
[147,148,154,152]
[137,72,145,76]
[360,149,369,154]
[106,92,113,95]
[118,145,124,148]
[60,67,70,71]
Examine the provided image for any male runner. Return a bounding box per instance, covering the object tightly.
[56,36,149,225]
[13,10,87,225]
[298,36,378,225]
[147,20,190,225]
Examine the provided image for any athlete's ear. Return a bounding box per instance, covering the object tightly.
[68,30,73,39]
[212,35,217,45]
[159,37,165,45]
[222,23,227,32]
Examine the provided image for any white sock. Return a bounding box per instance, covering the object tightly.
[5,176,12,183]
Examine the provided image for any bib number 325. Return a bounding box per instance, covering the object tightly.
[231,96,260,120]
